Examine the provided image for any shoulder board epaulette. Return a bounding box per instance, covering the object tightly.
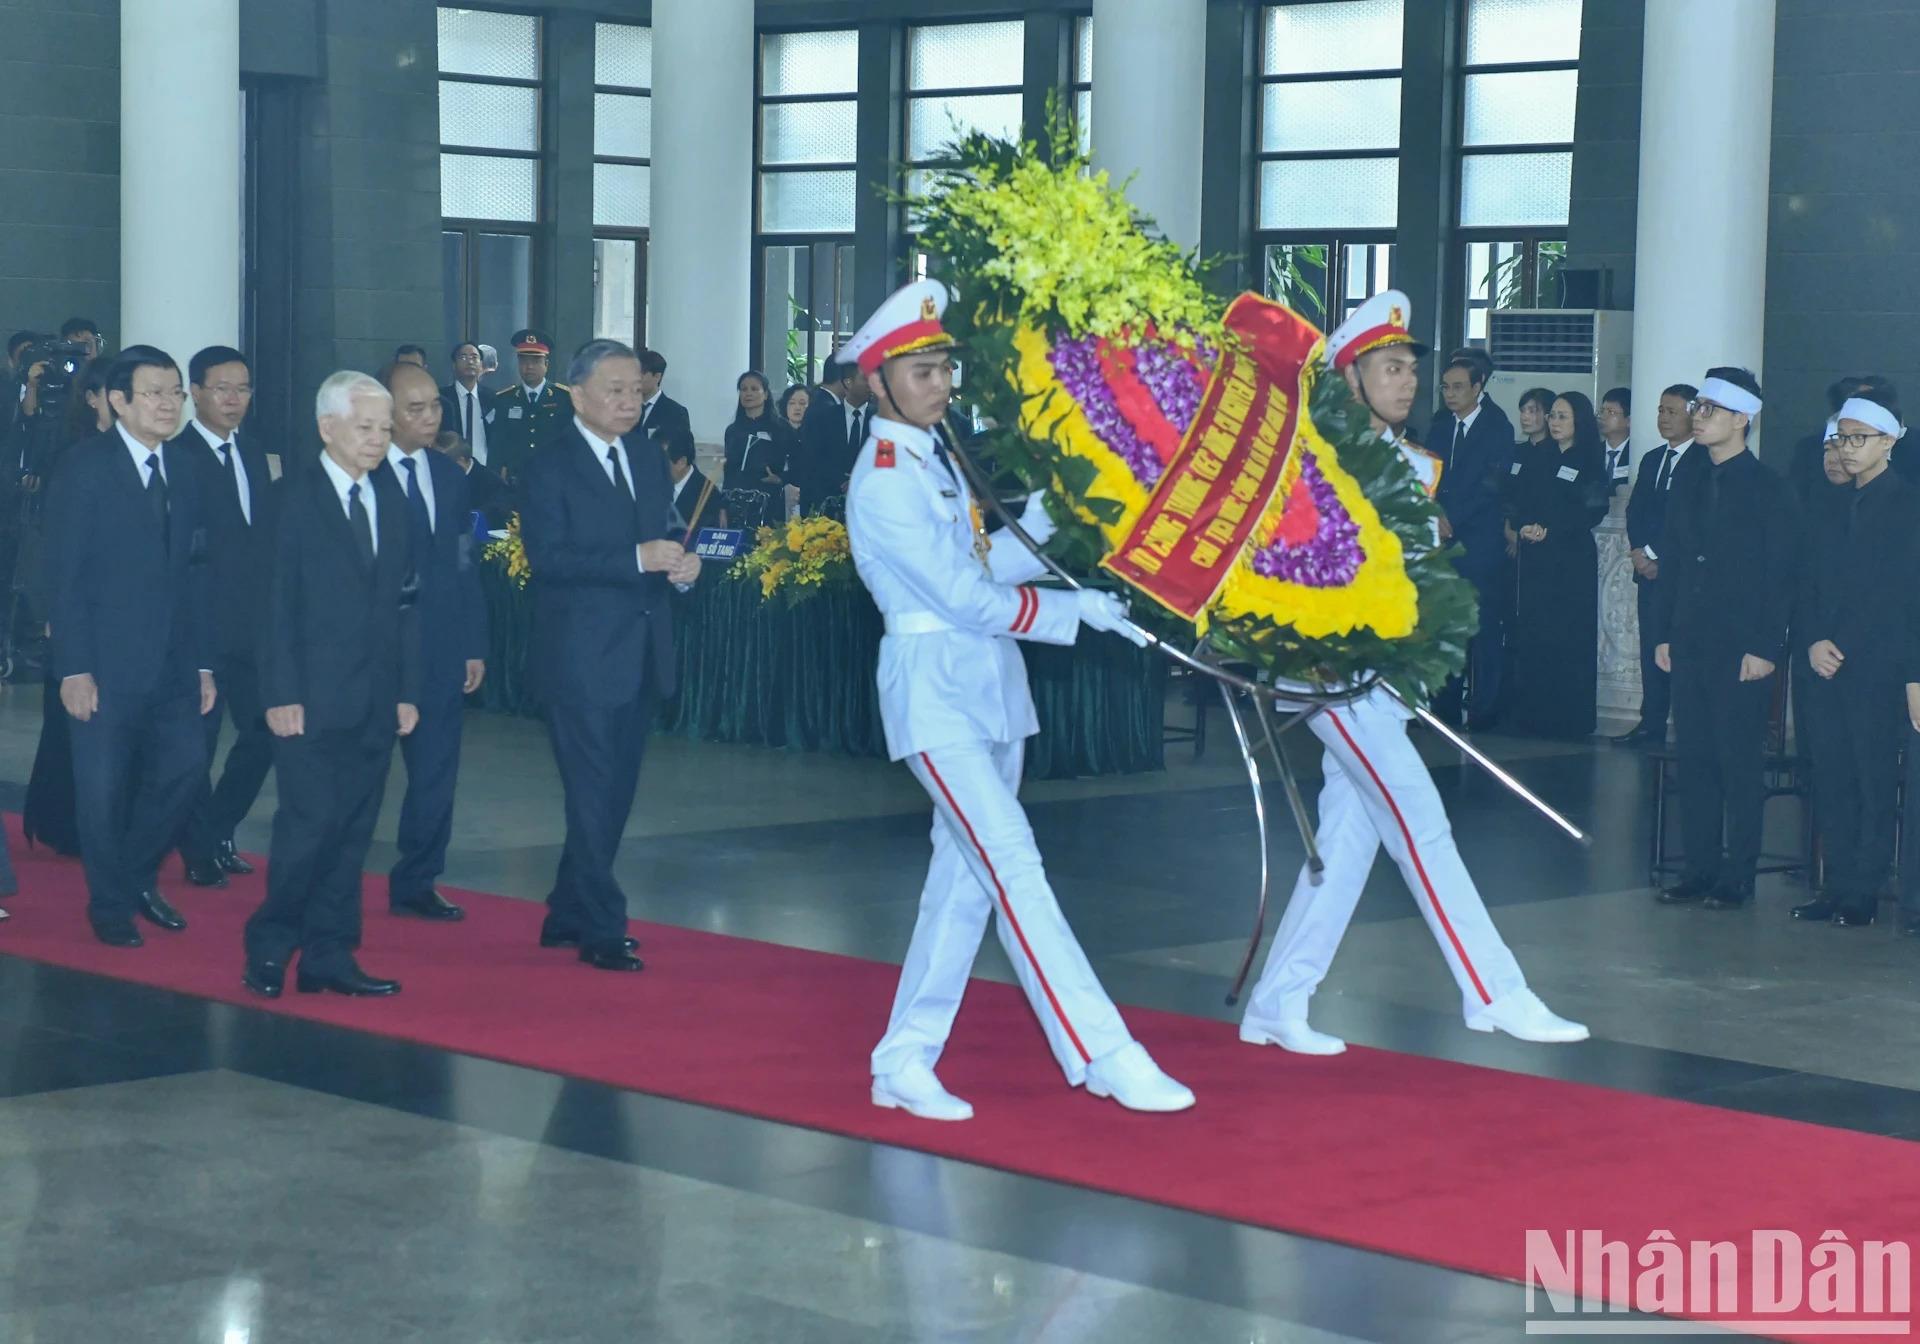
[874,439,896,469]
[551,382,569,392]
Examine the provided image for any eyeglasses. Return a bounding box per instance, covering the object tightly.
[131,388,187,404]
[1688,400,1729,419]
[1830,432,1890,450]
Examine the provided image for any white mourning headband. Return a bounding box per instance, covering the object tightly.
[1836,396,1905,441]
[1697,377,1761,416]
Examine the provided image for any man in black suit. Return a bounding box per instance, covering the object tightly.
[47,346,216,947]
[382,360,487,921]
[794,357,870,514]
[634,347,692,449]
[1617,381,1698,746]
[440,341,496,474]
[521,339,701,971]
[1429,356,1515,729]
[431,429,515,527]
[243,371,420,998]
[662,426,725,536]
[174,345,279,887]
[1599,387,1634,495]
[1649,367,1798,911]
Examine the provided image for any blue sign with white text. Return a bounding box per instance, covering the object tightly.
[694,527,747,561]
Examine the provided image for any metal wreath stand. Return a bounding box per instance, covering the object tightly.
[938,420,1592,1006]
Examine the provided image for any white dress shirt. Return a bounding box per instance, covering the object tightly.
[387,444,437,531]
[188,417,251,524]
[575,416,655,577]
[117,422,169,486]
[453,380,488,465]
[319,451,377,555]
[640,393,661,432]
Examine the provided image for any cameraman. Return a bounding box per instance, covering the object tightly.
[16,323,99,479]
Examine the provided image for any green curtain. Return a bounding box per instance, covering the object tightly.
[478,565,1165,778]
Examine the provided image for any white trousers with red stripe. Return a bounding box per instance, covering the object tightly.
[1243,689,1528,1026]
[872,738,1133,1086]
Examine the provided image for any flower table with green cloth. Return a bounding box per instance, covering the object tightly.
[477,564,1167,779]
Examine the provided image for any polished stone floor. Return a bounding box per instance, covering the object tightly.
[0,681,1911,1343]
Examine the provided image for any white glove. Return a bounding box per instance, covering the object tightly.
[1018,490,1056,547]
[1075,590,1150,647]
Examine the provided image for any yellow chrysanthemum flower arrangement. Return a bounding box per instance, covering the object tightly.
[731,515,855,605]
[482,513,530,589]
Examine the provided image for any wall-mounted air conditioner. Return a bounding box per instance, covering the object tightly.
[1484,309,1633,425]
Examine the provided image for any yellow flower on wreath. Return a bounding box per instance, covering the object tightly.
[1011,326,1152,545]
[482,512,530,589]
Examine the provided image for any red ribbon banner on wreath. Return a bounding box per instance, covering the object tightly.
[1101,294,1323,620]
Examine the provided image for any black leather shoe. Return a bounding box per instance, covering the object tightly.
[390,890,465,922]
[1702,884,1752,910]
[215,841,254,876]
[1832,908,1877,928]
[1657,876,1715,905]
[540,925,637,951]
[1612,726,1659,747]
[90,920,143,948]
[1792,898,1840,922]
[579,944,645,972]
[242,959,286,998]
[296,962,401,996]
[135,888,188,931]
[182,857,229,889]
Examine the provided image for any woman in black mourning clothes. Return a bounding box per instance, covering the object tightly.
[1509,389,1610,739]
[19,361,113,857]
[722,370,788,494]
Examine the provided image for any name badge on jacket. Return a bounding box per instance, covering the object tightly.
[1510,461,1524,475]
[1556,465,1580,482]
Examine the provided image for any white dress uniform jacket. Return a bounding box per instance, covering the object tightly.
[846,417,1078,761]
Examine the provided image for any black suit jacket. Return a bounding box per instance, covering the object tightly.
[637,393,691,448]
[394,449,488,692]
[47,429,210,700]
[796,389,861,512]
[1623,441,1694,583]
[172,424,279,661]
[520,425,677,708]
[260,462,421,733]
[1645,448,1798,662]
[440,381,496,446]
[460,456,516,527]
[1429,398,1515,582]
[667,464,718,535]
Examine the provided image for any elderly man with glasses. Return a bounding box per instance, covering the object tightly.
[1648,367,1799,913]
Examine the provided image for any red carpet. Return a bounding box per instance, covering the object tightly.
[0,817,1914,1341]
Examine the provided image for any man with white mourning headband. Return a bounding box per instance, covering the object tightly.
[1793,390,1920,927]
[1648,367,1798,911]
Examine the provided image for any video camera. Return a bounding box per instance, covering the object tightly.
[25,339,90,409]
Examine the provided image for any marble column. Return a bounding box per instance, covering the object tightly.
[120,0,241,365]
[1629,0,1777,451]
[649,0,754,443]
[1091,0,1206,251]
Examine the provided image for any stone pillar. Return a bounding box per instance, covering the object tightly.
[649,0,753,442]
[1091,0,1206,250]
[121,0,241,365]
[1630,0,1777,450]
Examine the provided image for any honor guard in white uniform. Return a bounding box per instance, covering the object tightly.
[844,279,1196,1121]
[1240,291,1589,1055]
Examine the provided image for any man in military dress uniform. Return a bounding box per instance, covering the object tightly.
[1239,291,1589,1056]
[844,279,1195,1122]
[486,329,572,484]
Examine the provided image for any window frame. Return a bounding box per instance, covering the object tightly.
[436,6,544,225]
[592,22,653,234]
[1454,3,1580,232]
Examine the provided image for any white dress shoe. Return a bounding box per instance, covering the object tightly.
[1084,1042,1196,1113]
[1466,987,1589,1043]
[1239,1018,1347,1055]
[872,1063,974,1122]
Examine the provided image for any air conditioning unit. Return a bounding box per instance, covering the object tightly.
[1484,309,1633,425]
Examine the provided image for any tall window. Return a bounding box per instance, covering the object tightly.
[906,19,1025,190]
[756,30,859,388]
[1255,1,1403,327]
[1072,16,1093,153]
[1457,0,1581,342]
[437,7,540,357]
[594,22,651,351]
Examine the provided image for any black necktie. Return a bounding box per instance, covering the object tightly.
[1655,450,1674,494]
[401,456,432,552]
[847,408,863,457]
[219,442,245,521]
[348,481,373,568]
[144,451,168,533]
[1449,417,1465,472]
[607,445,632,499]
[463,390,474,443]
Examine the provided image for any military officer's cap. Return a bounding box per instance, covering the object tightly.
[511,329,552,356]
[843,278,959,375]
[1325,290,1428,371]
